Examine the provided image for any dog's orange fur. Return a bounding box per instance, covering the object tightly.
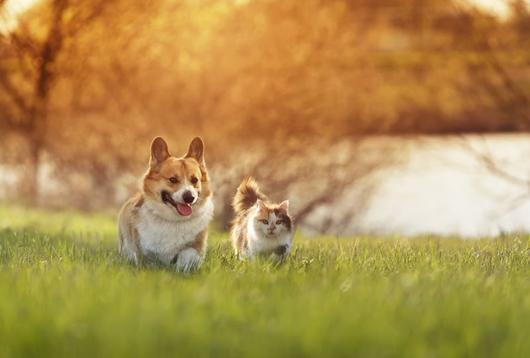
[118,137,212,266]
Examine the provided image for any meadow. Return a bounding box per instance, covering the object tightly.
[0,204,529,357]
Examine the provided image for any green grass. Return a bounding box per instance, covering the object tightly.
[0,205,529,357]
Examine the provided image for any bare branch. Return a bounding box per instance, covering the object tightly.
[62,0,108,37]
[458,135,530,189]
[0,71,29,113]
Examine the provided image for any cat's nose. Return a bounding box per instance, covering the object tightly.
[182,190,195,204]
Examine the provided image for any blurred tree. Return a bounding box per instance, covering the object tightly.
[0,0,529,232]
[510,0,530,45]
[0,0,108,203]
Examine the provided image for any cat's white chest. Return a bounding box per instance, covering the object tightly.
[246,219,292,257]
[248,233,291,254]
[137,198,213,264]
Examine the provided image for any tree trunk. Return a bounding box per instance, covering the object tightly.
[20,139,41,205]
[16,0,69,205]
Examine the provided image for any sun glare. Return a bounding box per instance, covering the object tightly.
[0,0,39,32]
[473,0,508,14]
[468,0,514,17]
[0,0,522,33]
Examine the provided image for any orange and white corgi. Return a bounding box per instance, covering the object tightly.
[118,137,213,272]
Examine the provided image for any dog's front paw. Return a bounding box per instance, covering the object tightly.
[174,248,202,273]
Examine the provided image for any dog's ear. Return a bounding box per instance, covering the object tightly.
[150,137,170,168]
[185,137,205,165]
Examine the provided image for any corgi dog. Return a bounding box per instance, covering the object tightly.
[230,177,293,261]
[118,136,213,272]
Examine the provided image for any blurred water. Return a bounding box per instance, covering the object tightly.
[355,134,530,237]
[2,134,530,237]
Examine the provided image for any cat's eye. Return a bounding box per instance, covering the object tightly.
[261,219,269,224]
[276,220,282,225]
[169,177,178,184]
[190,176,198,185]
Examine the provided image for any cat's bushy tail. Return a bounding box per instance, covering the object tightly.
[233,177,267,214]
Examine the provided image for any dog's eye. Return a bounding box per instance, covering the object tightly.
[169,177,178,184]
[261,219,269,225]
[190,176,198,185]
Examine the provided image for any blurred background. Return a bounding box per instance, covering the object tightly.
[0,0,529,236]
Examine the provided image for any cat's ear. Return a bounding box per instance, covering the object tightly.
[279,200,289,211]
[256,199,266,211]
[150,137,170,168]
[185,137,205,165]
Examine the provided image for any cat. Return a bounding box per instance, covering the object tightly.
[230,177,293,261]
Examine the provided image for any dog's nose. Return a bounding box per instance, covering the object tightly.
[182,190,195,204]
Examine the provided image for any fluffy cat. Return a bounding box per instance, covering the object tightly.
[230,177,293,261]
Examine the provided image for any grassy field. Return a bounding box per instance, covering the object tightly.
[0,205,529,357]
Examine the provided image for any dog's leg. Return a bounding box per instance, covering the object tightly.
[118,231,124,255]
[174,229,207,273]
[174,247,202,273]
[189,229,208,255]
[131,227,144,267]
[123,223,143,267]
[118,200,144,267]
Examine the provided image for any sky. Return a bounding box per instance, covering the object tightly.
[0,0,527,36]
[468,0,514,17]
[0,0,524,21]
[0,0,36,32]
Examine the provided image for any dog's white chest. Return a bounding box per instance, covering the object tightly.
[137,198,214,264]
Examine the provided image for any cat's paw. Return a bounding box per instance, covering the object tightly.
[174,248,202,273]
[272,244,290,263]
[274,244,289,256]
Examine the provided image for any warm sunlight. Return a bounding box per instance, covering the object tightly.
[6,0,38,12]
[470,0,511,17]
[1,0,530,356]
[0,0,39,32]
[0,0,523,31]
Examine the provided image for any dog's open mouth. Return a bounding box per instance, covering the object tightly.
[161,191,192,216]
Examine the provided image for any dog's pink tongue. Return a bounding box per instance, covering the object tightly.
[176,203,192,216]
